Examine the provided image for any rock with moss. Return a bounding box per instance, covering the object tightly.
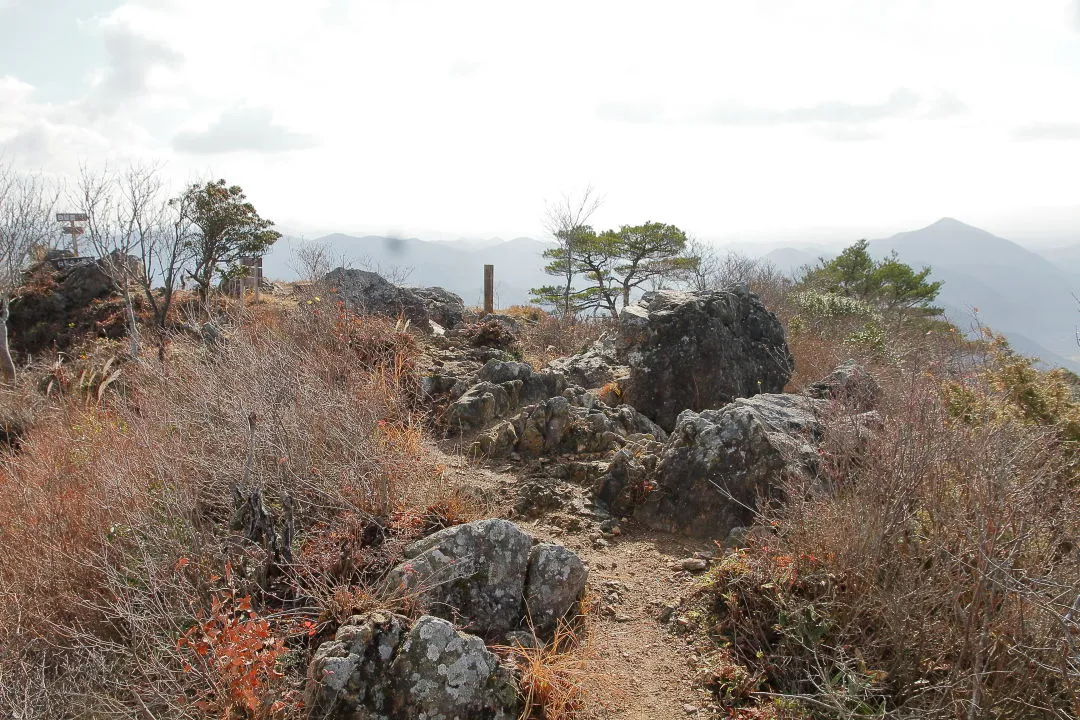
[523,543,589,634]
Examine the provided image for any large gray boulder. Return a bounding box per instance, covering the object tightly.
[616,287,793,430]
[414,286,466,330]
[306,612,519,720]
[635,394,826,538]
[385,519,588,641]
[387,519,533,638]
[524,544,589,634]
[390,616,520,720]
[324,268,434,330]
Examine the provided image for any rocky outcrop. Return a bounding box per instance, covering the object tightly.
[635,394,827,538]
[591,435,665,518]
[803,359,880,410]
[385,519,587,640]
[444,360,567,432]
[413,286,466,330]
[307,612,519,720]
[325,269,466,334]
[616,288,793,430]
[546,337,626,390]
[471,387,666,458]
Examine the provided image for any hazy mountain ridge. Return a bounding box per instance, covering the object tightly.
[263,218,1080,371]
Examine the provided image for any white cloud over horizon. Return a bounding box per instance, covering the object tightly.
[1,0,1079,243]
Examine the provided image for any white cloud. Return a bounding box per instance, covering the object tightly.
[173,108,317,154]
[1014,122,1080,140]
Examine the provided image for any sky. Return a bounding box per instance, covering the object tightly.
[2,0,1080,247]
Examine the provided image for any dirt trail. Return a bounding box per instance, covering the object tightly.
[443,454,722,719]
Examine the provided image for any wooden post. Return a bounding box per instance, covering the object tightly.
[483,264,494,315]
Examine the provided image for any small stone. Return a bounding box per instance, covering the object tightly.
[684,704,699,714]
[681,558,708,572]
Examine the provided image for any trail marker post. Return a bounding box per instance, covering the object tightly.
[56,213,88,255]
[484,264,494,315]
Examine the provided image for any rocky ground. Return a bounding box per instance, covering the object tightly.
[296,272,862,718]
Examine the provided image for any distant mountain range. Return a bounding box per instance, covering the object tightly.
[263,218,1080,371]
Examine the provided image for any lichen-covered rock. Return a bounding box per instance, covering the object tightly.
[803,360,881,410]
[635,394,826,538]
[390,616,520,720]
[523,544,588,634]
[305,612,519,720]
[387,519,533,637]
[616,287,793,430]
[305,611,408,718]
[325,268,433,330]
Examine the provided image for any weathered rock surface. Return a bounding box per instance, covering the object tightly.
[325,268,433,329]
[390,616,520,720]
[591,436,665,518]
[413,286,466,330]
[803,359,880,410]
[546,337,627,390]
[444,360,567,432]
[385,519,588,641]
[635,393,826,538]
[524,544,589,634]
[388,519,532,637]
[472,387,666,458]
[616,287,793,430]
[306,611,519,720]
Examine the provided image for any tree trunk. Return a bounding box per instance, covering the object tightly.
[0,297,16,382]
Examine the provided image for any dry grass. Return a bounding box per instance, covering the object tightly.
[0,300,481,718]
[494,597,603,720]
[695,359,1080,718]
[504,305,612,369]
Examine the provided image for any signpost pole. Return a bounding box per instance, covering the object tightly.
[484,264,494,315]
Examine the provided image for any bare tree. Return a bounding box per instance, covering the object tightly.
[0,162,57,381]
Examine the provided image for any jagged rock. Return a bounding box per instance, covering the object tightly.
[445,361,567,432]
[385,519,588,642]
[324,268,432,330]
[547,338,627,390]
[472,388,666,458]
[616,288,793,430]
[414,286,466,330]
[635,394,827,538]
[306,612,519,720]
[387,519,533,637]
[804,360,881,410]
[445,381,515,430]
[591,436,664,517]
[523,544,589,634]
[306,611,408,717]
[390,616,520,720]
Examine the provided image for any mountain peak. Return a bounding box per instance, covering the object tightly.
[928,217,972,230]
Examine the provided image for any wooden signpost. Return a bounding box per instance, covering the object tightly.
[484,264,494,315]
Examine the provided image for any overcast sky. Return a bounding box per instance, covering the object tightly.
[2,0,1080,245]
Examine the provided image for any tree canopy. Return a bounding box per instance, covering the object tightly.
[177,179,280,302]
[800,239,942,317]
[531,220,697,319]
